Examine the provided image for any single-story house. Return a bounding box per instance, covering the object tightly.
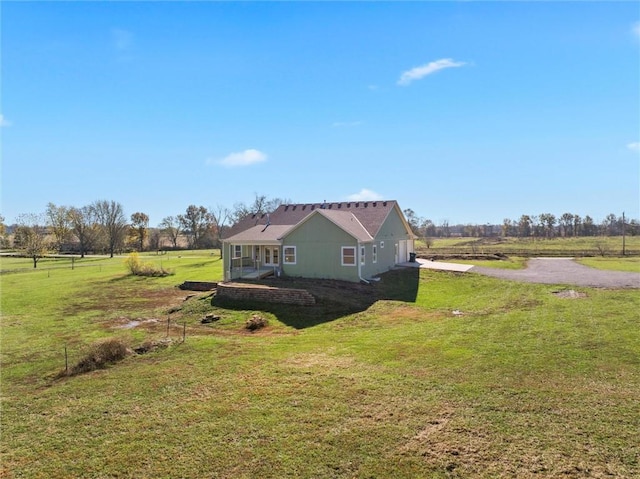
[221,200,416,283]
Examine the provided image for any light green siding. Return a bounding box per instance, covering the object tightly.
[361,207,414,278]
[282,213,360,282]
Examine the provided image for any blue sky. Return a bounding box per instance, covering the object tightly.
[2,1,639,227]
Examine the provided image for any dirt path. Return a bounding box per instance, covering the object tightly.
[471,258,640,288]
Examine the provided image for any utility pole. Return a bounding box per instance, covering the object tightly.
[622,211,626,256]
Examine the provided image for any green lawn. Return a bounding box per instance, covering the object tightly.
[1,252,639,478]
[576,256,640,272]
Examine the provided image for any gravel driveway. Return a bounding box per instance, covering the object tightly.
[471,258,640,288]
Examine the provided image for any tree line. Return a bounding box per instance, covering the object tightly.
[0,195,289,268]
[1,199,637,268]
[402,209,639,240]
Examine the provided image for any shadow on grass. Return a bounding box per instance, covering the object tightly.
[211,267,420,329]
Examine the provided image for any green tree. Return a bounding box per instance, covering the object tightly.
[46,203,72,252]
[178,205,212,249]
[130,212,149,252]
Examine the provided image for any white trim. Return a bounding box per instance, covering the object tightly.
[372,244,377,263]
[380,240,384,249]
[360,245,365,265]
[341,246,356,266]
[283,245,296,265]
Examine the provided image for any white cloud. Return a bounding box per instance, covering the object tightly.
[111,28,133,51]
[627,142,640,152]
[0,114,11,127]
[397,58,467,86]
[633,21,640,37]
[347,189,384,201]
[213,149,268,167]
[332,121,362,128]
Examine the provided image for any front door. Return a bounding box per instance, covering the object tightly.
[264,247,279,266]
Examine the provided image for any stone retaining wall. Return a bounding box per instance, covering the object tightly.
[217,282,316,306]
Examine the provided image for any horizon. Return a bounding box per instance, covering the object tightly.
[2,2,639,227]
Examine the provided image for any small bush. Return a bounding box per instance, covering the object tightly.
[70,338,131,375]
[125,252,173,277]
[245,314,268,331]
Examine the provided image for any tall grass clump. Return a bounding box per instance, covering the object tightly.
[68,337,131,376]
[124,252,173,277]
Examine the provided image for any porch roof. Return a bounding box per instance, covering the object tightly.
[222,224,289,244]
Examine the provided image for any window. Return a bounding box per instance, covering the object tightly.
[341,246,356,266]
[380,241,385,249]
[372,245,377,263]
[234,245,242,258]
[360,246,365,265]
[283,246,296,264]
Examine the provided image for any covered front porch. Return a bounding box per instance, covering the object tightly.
[225,243,282,281]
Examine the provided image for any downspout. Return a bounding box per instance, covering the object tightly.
[357,242,370,284]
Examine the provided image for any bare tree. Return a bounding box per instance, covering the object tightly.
[159,216,182,249]
[130,212,149,252]
[518,215,532,238]
[209,204,231,257]
[69,205,98,258]
[559,213,574,237]
[231,193,289,224]
[539,213,556,239]
[93,200,128,257]
[14,213,50,268]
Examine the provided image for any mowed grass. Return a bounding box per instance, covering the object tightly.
[1,252,639,478]
[418,235,640,256]
[576,256,640,272]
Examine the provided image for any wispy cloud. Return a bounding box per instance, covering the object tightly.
[347,189,384,201]
[627,142,640,152]
[111,28,133,51]
[633,21,640,38]
[397,58,467,86]
[0,114,12,127]
[211,149,268,167]
[332,121,362,128]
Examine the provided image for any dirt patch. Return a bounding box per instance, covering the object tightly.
[552,290,587,299]
[64,284,196,317]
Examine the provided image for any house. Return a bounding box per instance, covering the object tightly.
[221,200,416,283]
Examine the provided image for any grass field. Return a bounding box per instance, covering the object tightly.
[1,251,639,478]
[416,235,640,257]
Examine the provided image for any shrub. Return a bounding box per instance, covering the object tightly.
[245,314,268,331]
[70,338,131,375]
[125,252,173,277]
